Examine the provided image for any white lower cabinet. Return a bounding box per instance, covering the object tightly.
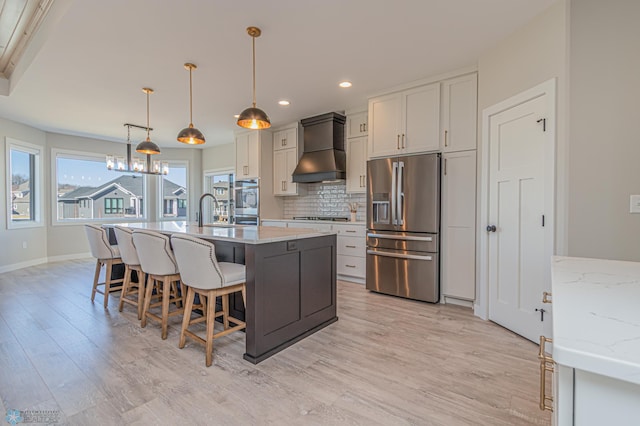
[554,366,640,426]
[261,220,286,227]
[440,150,476,301]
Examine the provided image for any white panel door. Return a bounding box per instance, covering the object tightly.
[488,94,551,342]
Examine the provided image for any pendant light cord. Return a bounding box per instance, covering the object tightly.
[146,91,151,140]
[189,66,194,126]
[252,35,257,108]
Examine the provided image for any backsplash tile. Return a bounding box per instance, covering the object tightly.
[283,182,366,221]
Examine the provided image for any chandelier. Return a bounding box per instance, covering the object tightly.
[106,123,169,175]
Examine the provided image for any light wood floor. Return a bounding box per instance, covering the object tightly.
[0,259,551,425]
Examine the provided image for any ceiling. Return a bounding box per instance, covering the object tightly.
[0,0,557,148]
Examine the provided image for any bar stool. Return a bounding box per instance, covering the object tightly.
[171,234,246,367]
[84,224,124,308]
[113,226,145,320]
[132,229,184,339]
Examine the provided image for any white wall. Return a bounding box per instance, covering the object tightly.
[478,0,568,253]
[1,120,203,270]
[567,0,640,261]
[202,142,235,171]
[0,118,48,271]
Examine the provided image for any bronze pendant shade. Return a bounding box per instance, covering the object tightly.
[136,88,161,155]
[237,26,270,130]
[177,63,206,145]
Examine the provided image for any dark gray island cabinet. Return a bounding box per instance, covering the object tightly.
[116,222,337,364]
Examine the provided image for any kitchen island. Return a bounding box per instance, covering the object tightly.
[551,256,640,425]
[113,221,337,364]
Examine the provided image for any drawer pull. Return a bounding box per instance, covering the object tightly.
[345,264,356,268]
[367,233,433,242]
[367,250,432,261]
[345,245,357,248]
[346,230,357,233]
[538,336,554,412]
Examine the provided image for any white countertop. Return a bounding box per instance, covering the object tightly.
[262,218,366,225]
[113,221,334,245]
[552,256,640,385]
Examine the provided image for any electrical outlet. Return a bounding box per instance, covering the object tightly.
[22,241,27,249]
[630,195,640,213]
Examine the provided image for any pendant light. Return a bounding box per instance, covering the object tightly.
[177,63,206,145]
[136,88,161,155]
[237,26,271,130]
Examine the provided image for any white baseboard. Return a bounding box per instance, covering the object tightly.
[48,252,92,263]
[0,252,91,274]
[443,296,474,308]
[338,275,365,285]
[0,257,48,274]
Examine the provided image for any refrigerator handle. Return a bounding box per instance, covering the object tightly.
[391,161,398,226]
[397,161,404,226]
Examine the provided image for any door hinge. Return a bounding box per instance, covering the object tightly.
[536,118,547,132]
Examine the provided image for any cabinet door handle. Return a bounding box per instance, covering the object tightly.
[444,158,447,176]
[363,123,366,132]
[359,124,363,133]
[397,134,400,149]
[283,138,287,146]
[284,181,287,191]
[444,129,448,147]
[243,166,248,175]
[402,133,405,148]
[538,336,554,412]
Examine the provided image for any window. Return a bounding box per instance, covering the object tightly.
[53,149,146,223]
[159,162,188,220]
[6,138,42,228]
[104,198,124,214]
[203,171,233,224]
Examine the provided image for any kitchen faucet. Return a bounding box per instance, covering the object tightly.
[198,193,219,227]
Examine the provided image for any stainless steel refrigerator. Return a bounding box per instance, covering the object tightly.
[366,153,440,302]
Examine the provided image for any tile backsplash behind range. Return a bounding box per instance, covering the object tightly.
[283,182,366,221]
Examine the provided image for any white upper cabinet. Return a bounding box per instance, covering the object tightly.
[235,131,260,180]
[368,82,440,158]
[346,111,368,138]
[272,124,303,196]
[346,136,367,193]
[273,127,297,151]
[441,73,478,152]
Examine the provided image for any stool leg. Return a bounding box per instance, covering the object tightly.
[205,289,216,367]
[137,271,145,320]
[241,285,246,307]
[179,286,195,349]
[161,276,171,339]
[141,274,154,328]
[118,265,131,313]
[104,259,114,308]
[222,292,230,330]
[91,260,101,302]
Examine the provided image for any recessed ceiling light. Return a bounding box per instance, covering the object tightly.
[339,81,352,88]
[234,114,240,118]
[278,100,290,106]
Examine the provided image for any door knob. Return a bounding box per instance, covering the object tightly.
[486,225,497,233]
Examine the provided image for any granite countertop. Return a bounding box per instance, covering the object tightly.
[552,256,640,385]
[111,221,335,245]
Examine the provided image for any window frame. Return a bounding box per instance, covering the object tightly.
[158,160,190,221]
[5,138,43,230]
[51,148,148,226]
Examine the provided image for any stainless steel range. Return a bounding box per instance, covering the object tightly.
[366,153,441,303]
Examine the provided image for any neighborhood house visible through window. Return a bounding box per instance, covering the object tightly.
[56,154,146,220]
[10,148,36,222]
[161,165,187,219]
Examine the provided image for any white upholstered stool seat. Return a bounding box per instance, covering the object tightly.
[113,226,146,320]
[170,234,247,367]
[84,224,124,308]
[132,229,184,340]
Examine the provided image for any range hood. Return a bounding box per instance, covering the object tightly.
[292,112,346,183]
